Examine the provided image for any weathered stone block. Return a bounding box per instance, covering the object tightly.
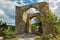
[0,37,3,40]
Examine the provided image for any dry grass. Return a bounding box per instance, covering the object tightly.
[4,38,19,40]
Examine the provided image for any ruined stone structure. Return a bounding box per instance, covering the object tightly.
[15,2,56,36]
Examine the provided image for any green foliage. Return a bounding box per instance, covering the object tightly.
[55,24,60,34]
[3,27,15,35]
[46,11,54,22]
[31,23,39,31]
[35,38,40,40]
[0,20,15,37]
[0,20,7,37]
[54,15,60,34]
[31,11,60,35]
[41,34,50,40]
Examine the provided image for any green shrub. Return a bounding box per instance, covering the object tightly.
[55,25,60,34]
[35,38,40,40]
[41,34,50,40]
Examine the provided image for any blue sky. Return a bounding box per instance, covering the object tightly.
[0,0,60,26]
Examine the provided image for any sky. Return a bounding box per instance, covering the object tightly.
[0,0,60,26]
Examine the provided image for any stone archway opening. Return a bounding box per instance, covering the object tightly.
[24,7,41,33]
[25,12,41,34]
[26,8,40,14]
[29,17,40,33]
[28,16,43,35]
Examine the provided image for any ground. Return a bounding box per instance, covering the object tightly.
[4,34,60,40]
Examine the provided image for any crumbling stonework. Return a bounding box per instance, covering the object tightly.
[15,2,56,37]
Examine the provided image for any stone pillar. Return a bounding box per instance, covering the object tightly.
[16,6,27,34]
[26,16,30,33]
[29,18,32,33]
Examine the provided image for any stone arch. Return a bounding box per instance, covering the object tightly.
[16,2,55,35]
[19,2,49,12]
[26,13,40,33]
[28,16,43,34]
[28,13,40,20]
[24,5,40,12]
[20,3,40,12]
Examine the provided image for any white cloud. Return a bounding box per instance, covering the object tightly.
[26,8,40,14]
[0,14,15,26]
[38,0,44,2]
[0,0,18,25]
[0,9,5,15]
[37,0,60,16]
[57,0,60,2]
[30,0,33,3]
[0,0,60,26]
[48,0,60,16]
[0,0,26,25]
[30,17,38,24]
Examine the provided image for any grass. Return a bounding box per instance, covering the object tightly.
[4,38,19,40]
[56,34,60,40]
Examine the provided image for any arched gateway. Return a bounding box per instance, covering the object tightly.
[15,2,56,37]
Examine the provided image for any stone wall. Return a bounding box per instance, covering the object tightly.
[15,2,56,37]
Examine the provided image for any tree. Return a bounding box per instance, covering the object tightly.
[0,20,8,36]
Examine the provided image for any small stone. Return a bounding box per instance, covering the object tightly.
[0,37,3,40]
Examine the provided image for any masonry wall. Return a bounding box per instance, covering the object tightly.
[15,2,56,36]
